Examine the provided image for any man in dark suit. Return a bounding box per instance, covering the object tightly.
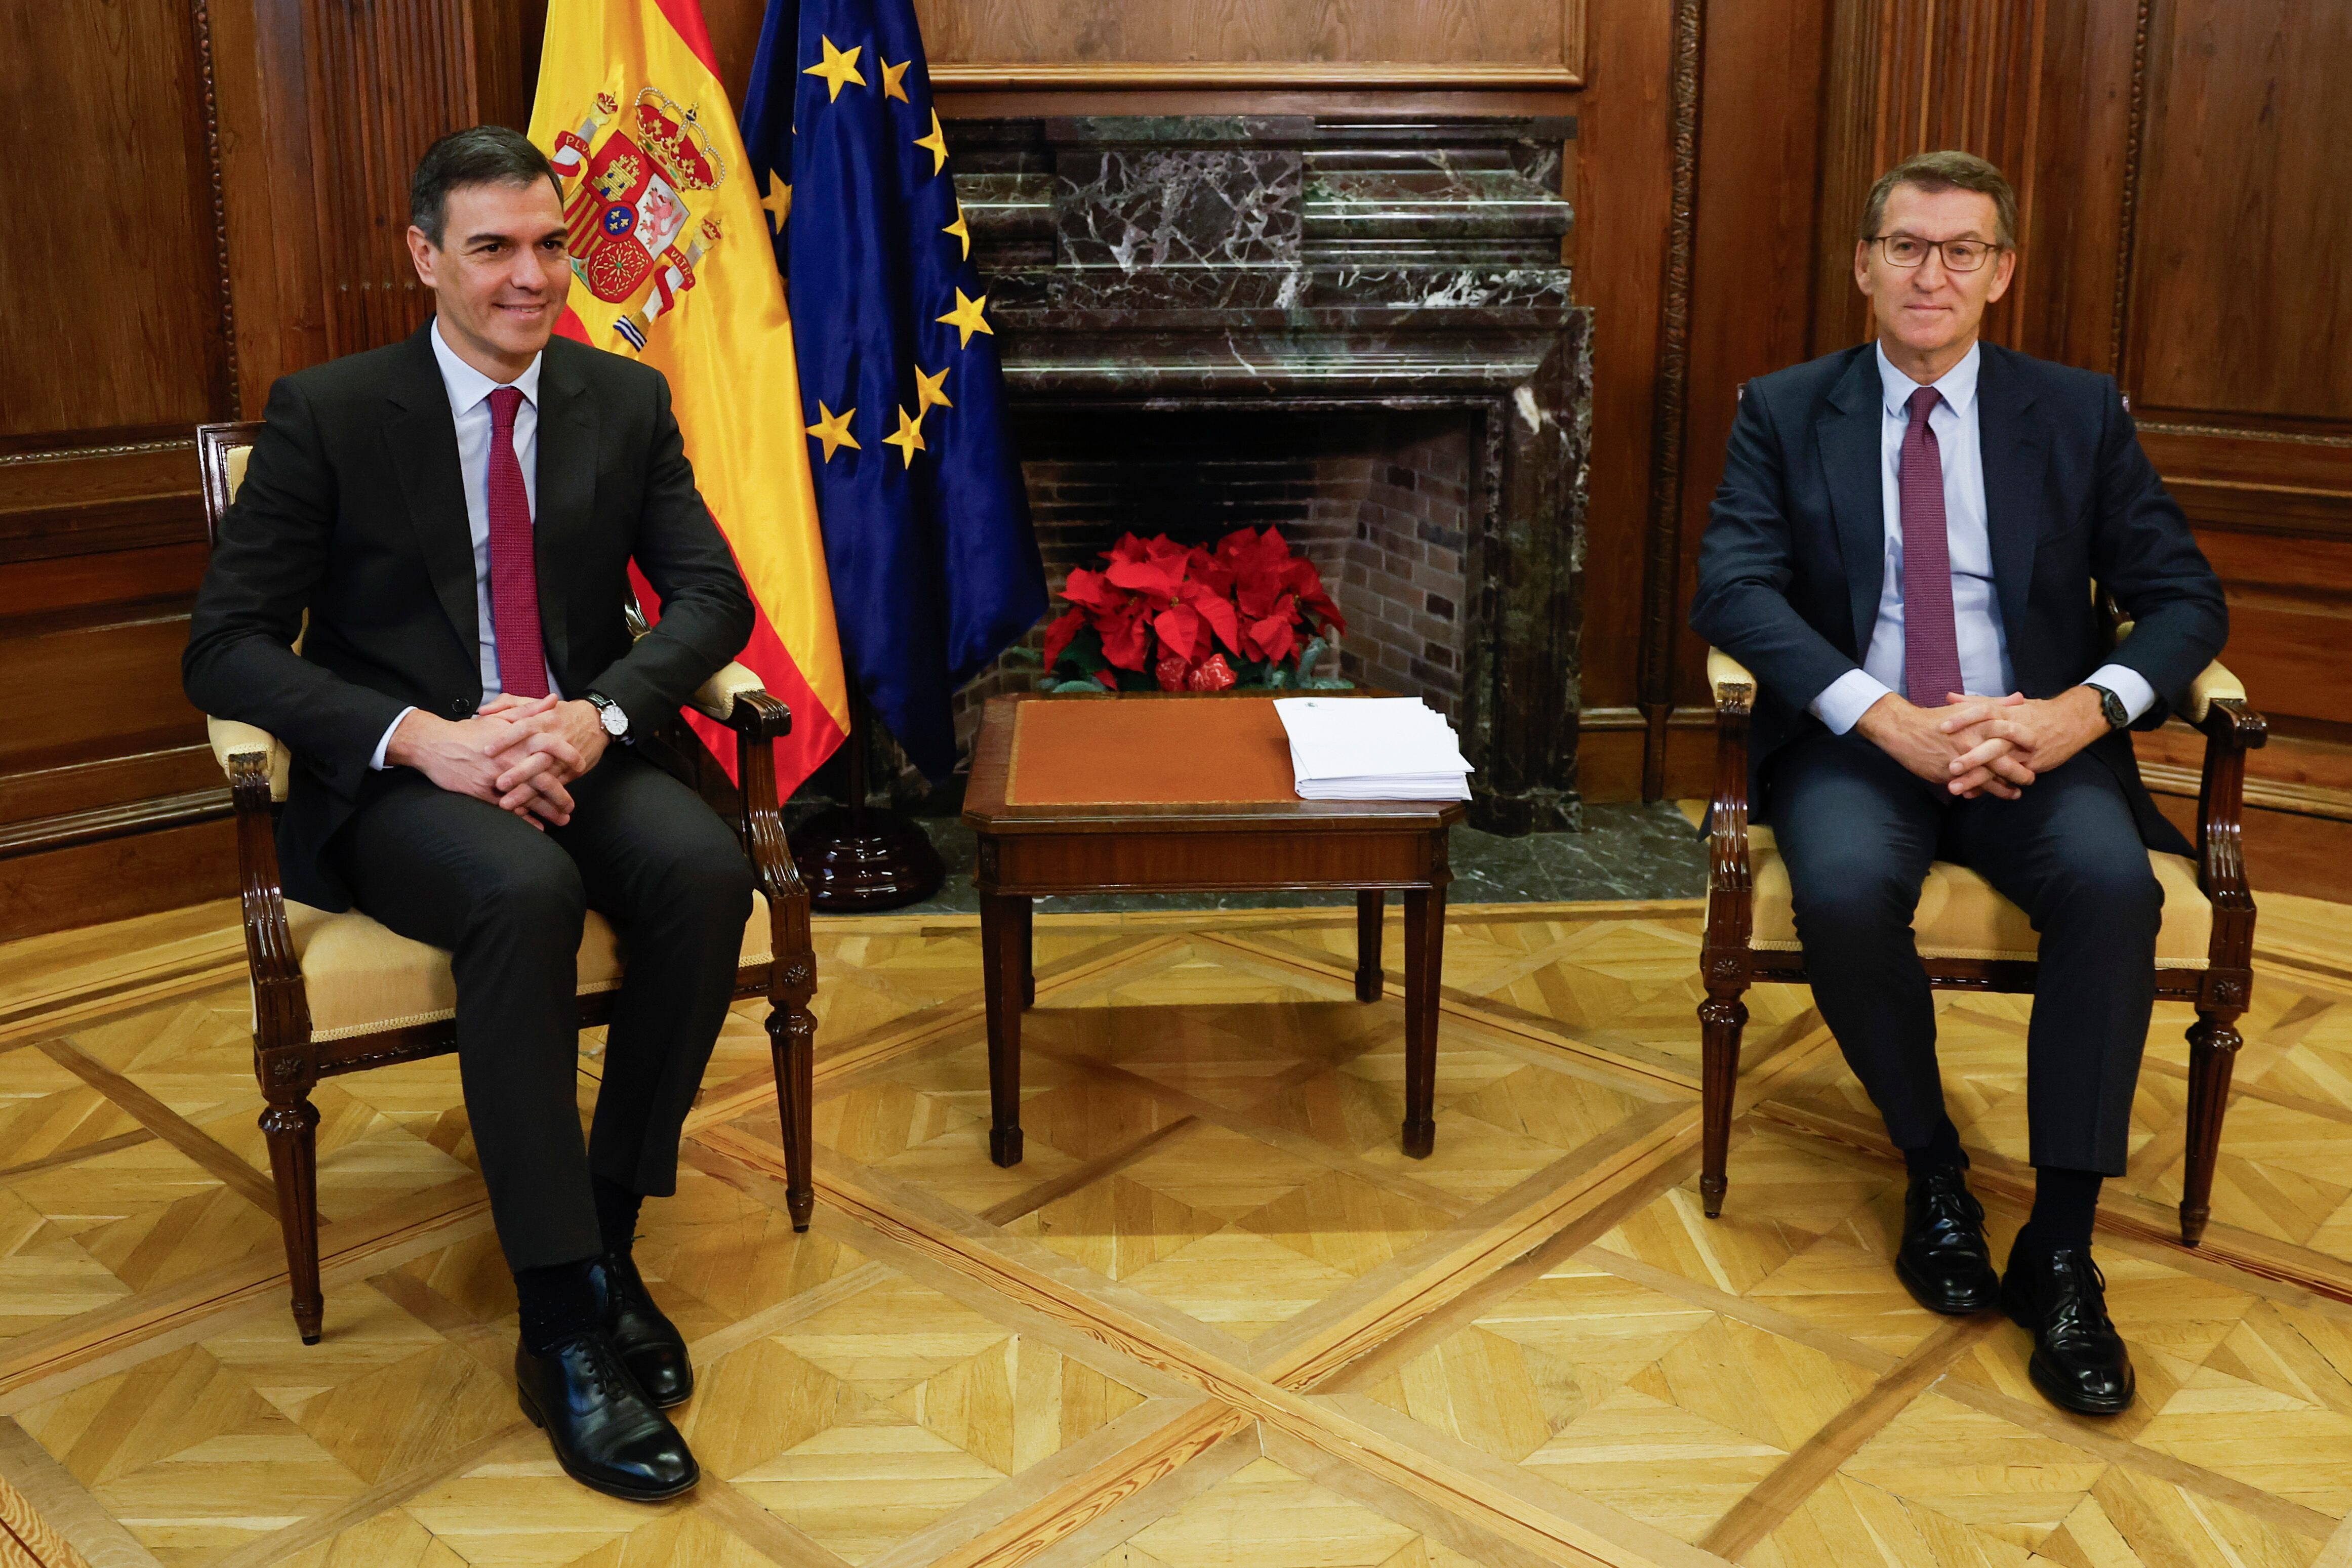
[1690,151,2226,1417]
[184,127,757,1498]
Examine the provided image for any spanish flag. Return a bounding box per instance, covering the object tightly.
[528,0,847,791]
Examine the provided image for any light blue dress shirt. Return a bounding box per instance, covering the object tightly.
[369,318,555,768]
[1808,340,2154,735]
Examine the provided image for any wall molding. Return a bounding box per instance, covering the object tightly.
[0,790,234,862]
[928,62,1583,90]
[2107,0,2156,378]
[192,0,240,416]
[1633,0,1707,801]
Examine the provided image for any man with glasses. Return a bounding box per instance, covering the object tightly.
[1690,151,2226,1416]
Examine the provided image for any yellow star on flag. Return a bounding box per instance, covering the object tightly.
[804,402,859,462]
[882,405,927,467]
[914,109,950,175]
[804,36,866,100]
[760,173,792,234]
[943,205,971,259]
[880,58,912,103]
[914,364,953,413]
[937,287,992,347]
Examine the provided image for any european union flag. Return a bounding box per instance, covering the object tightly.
[743,0,1047,777]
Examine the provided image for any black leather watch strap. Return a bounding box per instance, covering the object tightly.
[2083,682,2129,731]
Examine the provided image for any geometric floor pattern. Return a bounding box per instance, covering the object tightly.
[2,893,2350,1567]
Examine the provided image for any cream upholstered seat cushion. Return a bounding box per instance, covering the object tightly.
[277,891,774,1042]
[1745,824,2210,969]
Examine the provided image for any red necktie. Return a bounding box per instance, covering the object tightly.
[1898,385,1963,707]
[486,386,549,699]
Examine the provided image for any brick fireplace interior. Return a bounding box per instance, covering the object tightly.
[939,407,1477,757]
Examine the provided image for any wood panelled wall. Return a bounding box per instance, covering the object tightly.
[0,0,529,941]
[4,0,2346,938]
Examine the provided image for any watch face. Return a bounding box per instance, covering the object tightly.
[601,705,627,736]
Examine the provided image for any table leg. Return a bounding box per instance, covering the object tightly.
[981,892,1027,1166]
[1355,891,1384,1002]
[1401,882,1444,1157]
[1020,893,1035,1010]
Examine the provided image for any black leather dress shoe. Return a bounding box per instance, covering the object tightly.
[1894,1164,2002,1315]
[515,1331,700,1501]
[594,1252,693,1408]
[2002,1244,2136,1416]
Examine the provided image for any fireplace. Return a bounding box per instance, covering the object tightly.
[939,114,1590,834]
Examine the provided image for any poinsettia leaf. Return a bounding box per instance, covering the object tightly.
[1100,606,1152,670]
[1154,603,1202,665]
[1041,606,1088,672]
[1248,610,1299,664]
[1177,580,1241,651]
[1060,566,1126,613]
[1104,555,1184,601]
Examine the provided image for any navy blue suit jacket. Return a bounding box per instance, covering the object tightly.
[1688,341,2225,853]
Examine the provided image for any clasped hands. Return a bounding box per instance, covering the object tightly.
[384,693,611,828]
[1854,685,2111,801]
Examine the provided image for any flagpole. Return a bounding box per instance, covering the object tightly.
[787,685,946,910]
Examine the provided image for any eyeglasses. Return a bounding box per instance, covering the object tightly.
[1871,234,2001,272]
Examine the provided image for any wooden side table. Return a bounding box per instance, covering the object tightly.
[961,693,1467,1167]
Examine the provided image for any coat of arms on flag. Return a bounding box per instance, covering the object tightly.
[549,87,729,350]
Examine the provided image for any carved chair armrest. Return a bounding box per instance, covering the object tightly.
[1704,649,1758,958]
[209,717,311,1053]
[2187,663,2264,964]
[713,682,814,1005]
[689,662,788,735]
[209,716,291,803]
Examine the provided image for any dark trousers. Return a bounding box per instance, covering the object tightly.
[1768,730,2161,1175]
[335,750,754,1269]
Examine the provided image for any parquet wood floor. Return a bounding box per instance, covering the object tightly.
[2,892,2351,1568]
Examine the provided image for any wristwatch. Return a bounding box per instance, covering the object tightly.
[2082,682,2129,732]
[584,691,631,744]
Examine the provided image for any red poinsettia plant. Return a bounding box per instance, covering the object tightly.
[1039,527,1352,693]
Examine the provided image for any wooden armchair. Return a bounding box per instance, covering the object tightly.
[195,422,818,1343]
[1697,644,2264,1245]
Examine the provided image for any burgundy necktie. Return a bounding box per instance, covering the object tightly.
[485,386,549,699]
[1898,384,1964,707]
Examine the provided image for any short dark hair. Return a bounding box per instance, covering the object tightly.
[1860,150,2018,250]
[410,126,561,248]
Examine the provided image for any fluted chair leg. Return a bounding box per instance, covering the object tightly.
[2180,1006,2243,1245]
[1699,987,1749,1219]
[260,1093,325,1343]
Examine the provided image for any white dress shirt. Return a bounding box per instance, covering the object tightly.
[369,318,556,768]
[1808,340,2154,735]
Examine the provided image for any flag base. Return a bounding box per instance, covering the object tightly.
[788,807,946,911]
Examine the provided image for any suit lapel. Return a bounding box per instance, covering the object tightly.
[1817,348,1886,656]
[532,344,597,691]
[1975,344,2044,652]
[384,324,480,666]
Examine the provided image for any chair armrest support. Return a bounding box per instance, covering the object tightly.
[225,750,313,1068]
[728,693,814,1009]
[1703,649,1757,976]
[2191,679,2264,985]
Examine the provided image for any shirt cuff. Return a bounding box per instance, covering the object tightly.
[370,707,417,771]
[1809,670,1895,735]
[2085,664,2157,724]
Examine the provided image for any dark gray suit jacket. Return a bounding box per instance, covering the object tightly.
[1688,341,2225,851]
[184,321,754,910]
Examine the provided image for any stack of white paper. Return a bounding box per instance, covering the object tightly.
[1273,697,1474,801]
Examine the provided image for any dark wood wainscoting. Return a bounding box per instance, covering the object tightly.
[5,0,2349,935]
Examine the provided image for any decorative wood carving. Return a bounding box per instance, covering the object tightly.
[1633,0,1706,800]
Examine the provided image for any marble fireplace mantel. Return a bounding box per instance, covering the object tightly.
[953,116,1592,834]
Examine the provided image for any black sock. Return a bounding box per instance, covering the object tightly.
[1901,1116,1967,1176]
[514,1256,601,1352]
[2018,1167,2103,1253]
[592,1175,643,1258]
